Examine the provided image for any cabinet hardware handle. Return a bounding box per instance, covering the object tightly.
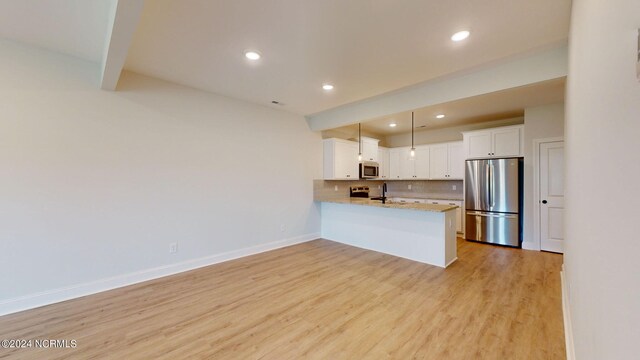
[542,200,548,204]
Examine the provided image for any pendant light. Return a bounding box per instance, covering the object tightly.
[358,123,363,161]
[410,112,416,157]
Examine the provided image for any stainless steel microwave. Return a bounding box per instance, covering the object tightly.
[359,161,379,179]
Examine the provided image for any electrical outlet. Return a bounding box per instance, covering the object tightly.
[280,224,286,233]
[408,184,412,190]
[378,185,381,189]
[334,185,338,191]
[452,185,457,190]
[169,242,178,254]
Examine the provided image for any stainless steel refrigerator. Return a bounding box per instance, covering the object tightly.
[465,158,523,247]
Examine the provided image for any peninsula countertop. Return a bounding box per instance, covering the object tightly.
[315,198,458,213]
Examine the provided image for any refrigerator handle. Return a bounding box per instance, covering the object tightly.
[485,163,491,208]
[467,211,518,219]
[489,163,495,208]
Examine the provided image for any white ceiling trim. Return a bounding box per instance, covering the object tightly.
[306,45,568,131]
[100,0,144,90]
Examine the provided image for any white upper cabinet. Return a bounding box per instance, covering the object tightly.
[323,138,359,179]
[429,143,449,179]
[465,131,492,159]
[462,125,524,159]
[429,141,464,180]
[447,142,464,179]
[360,137,379,162]
[378,147,390,179]
[390,146,430,180]
[398,147,415,179]
[491,127,522,157]
[414,146,430,179]
[389,148,402,179]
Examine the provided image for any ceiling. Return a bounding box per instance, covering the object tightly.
[0,0,571,117]
[0,0,112,63]
[332,77,565,136]
[124,0,571,115]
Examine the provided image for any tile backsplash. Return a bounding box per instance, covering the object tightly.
[314,179,463,201]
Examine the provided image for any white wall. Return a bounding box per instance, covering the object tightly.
[522,103,564,249]
[384,117,523,147]
[0,40,322,313]
[565,1,640,359]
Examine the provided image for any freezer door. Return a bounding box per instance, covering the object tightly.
[487,158,520,213]
[465,159,490,211]
[465,211,520,247]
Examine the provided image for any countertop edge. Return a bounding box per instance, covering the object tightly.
[315,199,458,213]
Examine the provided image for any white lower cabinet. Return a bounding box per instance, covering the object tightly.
[390,197,464,234]
[391,198,426,204]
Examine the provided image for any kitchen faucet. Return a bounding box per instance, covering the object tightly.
[370,182,388,203]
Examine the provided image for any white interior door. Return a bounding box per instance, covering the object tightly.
[540,141,565,253]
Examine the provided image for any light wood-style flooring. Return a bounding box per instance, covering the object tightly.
[0,238,565,359]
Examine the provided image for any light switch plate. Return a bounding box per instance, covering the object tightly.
[408,184,412,190]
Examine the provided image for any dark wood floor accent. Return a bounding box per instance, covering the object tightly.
[0,238,565,359]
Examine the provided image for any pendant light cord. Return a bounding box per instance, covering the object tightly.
[358,123,362,155]
[411,112,414,150]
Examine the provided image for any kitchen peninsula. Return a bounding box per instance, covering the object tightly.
[316,196,458,268]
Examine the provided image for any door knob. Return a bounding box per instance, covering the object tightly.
[542,200,548,204]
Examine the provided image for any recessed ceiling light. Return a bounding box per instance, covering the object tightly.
[451,30,470,42]
[436,114,446,119]
[244,51,261,60]
[389,123,397,127]
[322,84,334,91]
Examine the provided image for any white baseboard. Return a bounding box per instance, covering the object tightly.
[560,266,576,360]
[522,241,540,251]
[0,232,320,317]
[445,257,458,268]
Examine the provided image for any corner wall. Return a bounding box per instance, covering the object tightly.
[0,40,322,314]
[565,0,640,358]
[522,103,565,249]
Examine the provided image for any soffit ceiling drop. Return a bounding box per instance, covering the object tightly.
[124,0,571,115]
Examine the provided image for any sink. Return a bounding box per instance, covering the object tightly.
[369,197,410,205]
[372,199,408,205]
